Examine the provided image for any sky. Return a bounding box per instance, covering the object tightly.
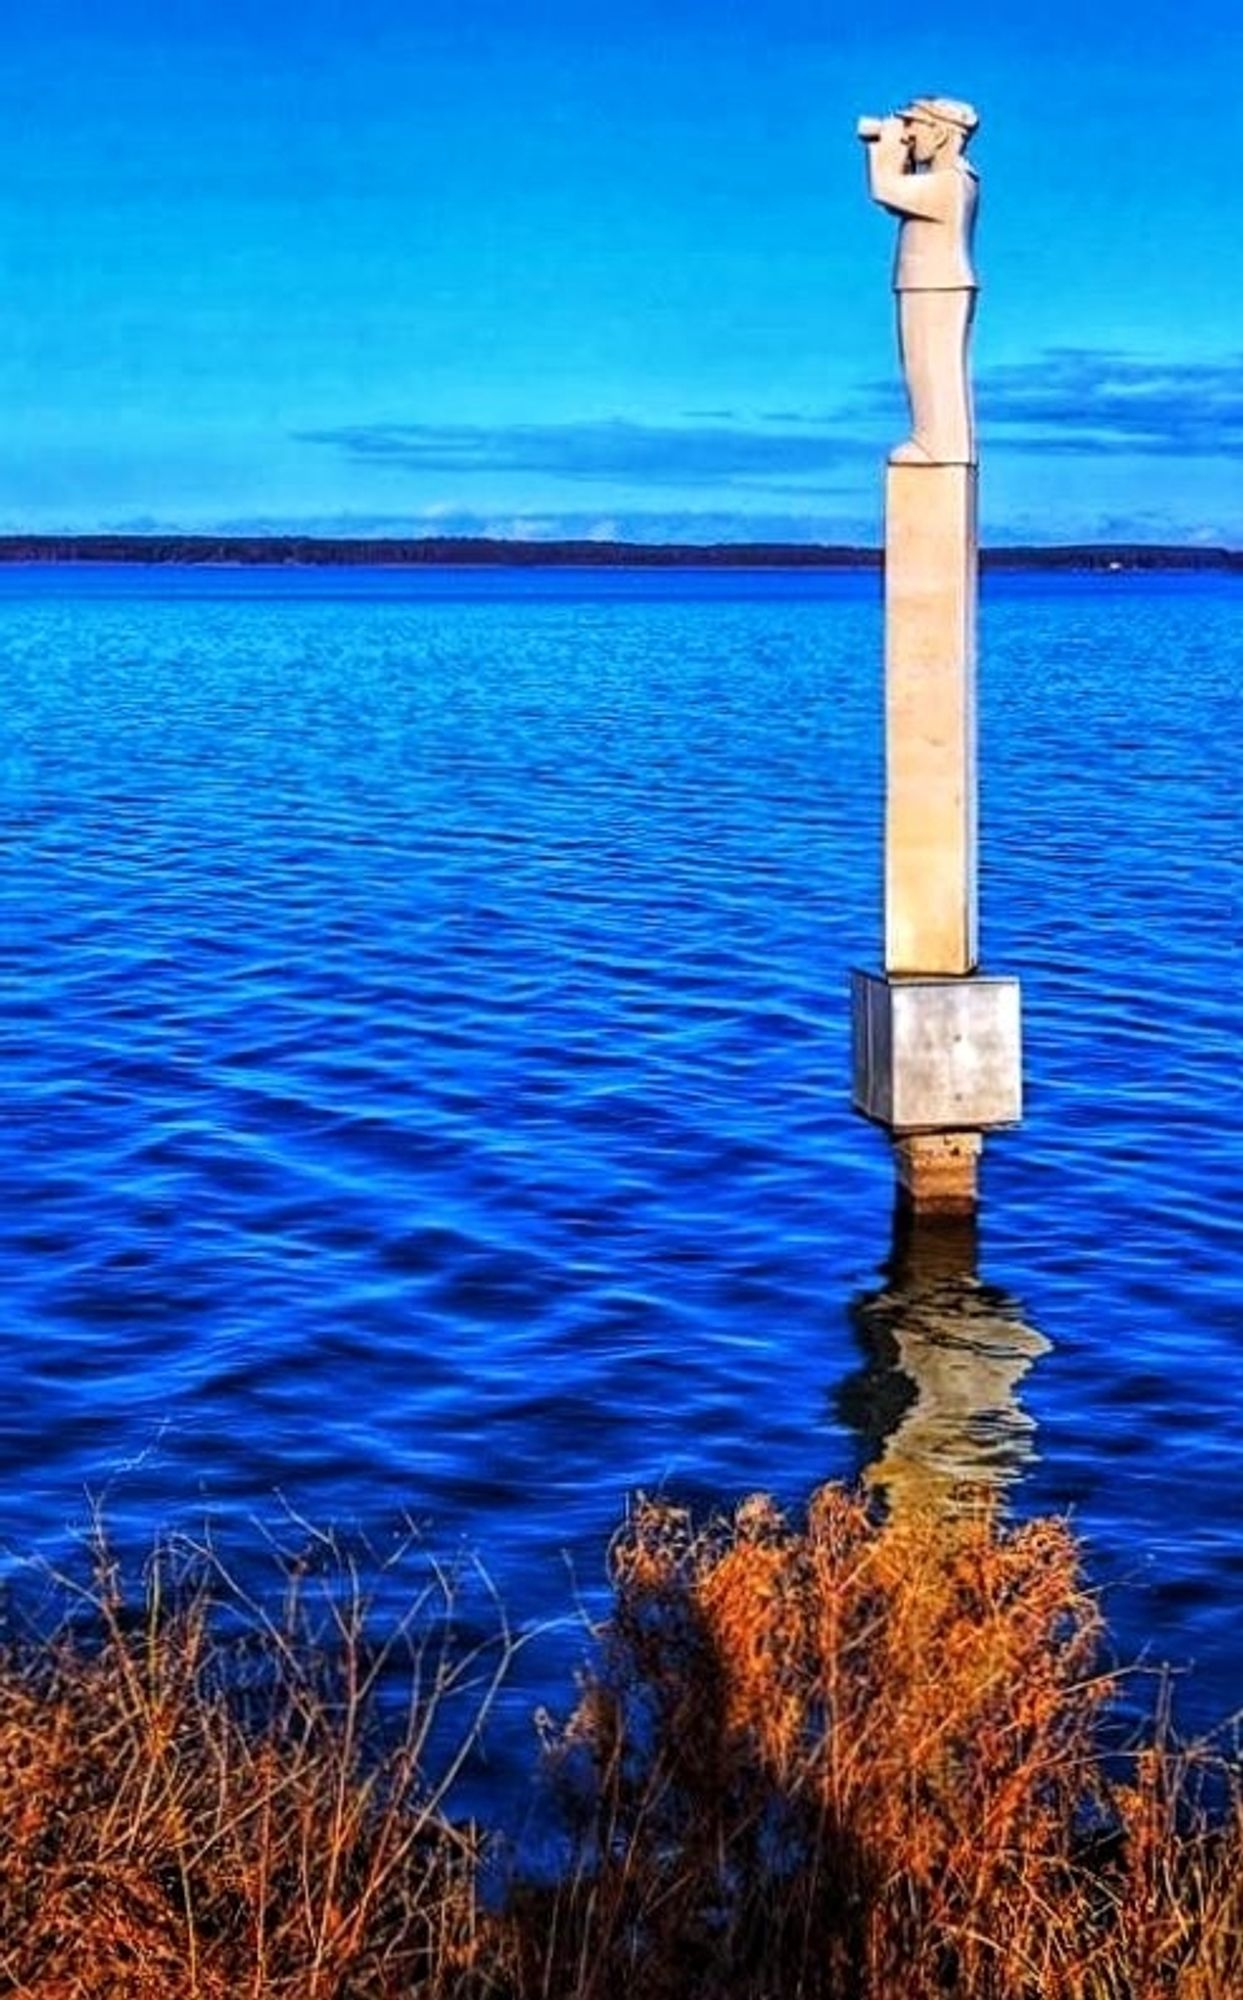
[0,1,1238,546]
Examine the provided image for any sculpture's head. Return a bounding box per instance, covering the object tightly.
[898,96,979,166]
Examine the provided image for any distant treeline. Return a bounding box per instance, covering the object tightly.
[0,534,1238,572]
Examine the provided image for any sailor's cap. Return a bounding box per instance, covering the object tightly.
[898,96,979,135]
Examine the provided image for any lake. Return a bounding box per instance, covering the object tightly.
[0,562,1238,1783]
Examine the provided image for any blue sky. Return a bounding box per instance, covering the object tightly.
[1,1,1237,544]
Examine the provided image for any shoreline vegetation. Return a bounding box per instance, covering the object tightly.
[0,533,1238,572]
[3,1486,1238,1997]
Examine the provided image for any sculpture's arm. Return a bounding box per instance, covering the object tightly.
[866,150,956,222]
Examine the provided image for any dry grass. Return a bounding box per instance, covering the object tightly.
[0,1520,515,1998]
[0,1490,1238,1997]
[532,1486,1243,2000]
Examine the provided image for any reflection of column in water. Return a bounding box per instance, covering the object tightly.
[836,1211,1049,1515]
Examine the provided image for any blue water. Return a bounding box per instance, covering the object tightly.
[0,563,1238,1774]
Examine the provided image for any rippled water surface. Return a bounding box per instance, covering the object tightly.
[0,564,1238,1761]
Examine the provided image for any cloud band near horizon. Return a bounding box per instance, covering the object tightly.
[297,350,1243,492]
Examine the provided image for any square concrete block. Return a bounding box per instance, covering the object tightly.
[851,969,1022,1132]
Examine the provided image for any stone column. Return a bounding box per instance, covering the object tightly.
[885,463,977,977]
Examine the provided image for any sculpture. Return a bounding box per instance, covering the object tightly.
[858,97,980,465]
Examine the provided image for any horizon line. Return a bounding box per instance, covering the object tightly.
[0,532,1238,572]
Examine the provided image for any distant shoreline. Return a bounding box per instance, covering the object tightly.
[0,534,1237,573]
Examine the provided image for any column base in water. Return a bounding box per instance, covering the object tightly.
[893,1132,982,1217]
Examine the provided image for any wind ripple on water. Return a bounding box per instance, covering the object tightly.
[0,567,1238,1733]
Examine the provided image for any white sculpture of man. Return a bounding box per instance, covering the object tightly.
[859,97,980,465]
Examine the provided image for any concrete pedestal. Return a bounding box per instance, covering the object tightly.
[885,463,977,976]
[851,970,1022,1130]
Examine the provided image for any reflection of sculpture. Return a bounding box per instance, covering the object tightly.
[837,1212,1048,1516]
[859,96,980,465]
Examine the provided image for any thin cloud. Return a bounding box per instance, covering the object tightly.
[107,510,462,539]
[296,350,1243,503]
[977,349,1243,456]
[295,416,878,489]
